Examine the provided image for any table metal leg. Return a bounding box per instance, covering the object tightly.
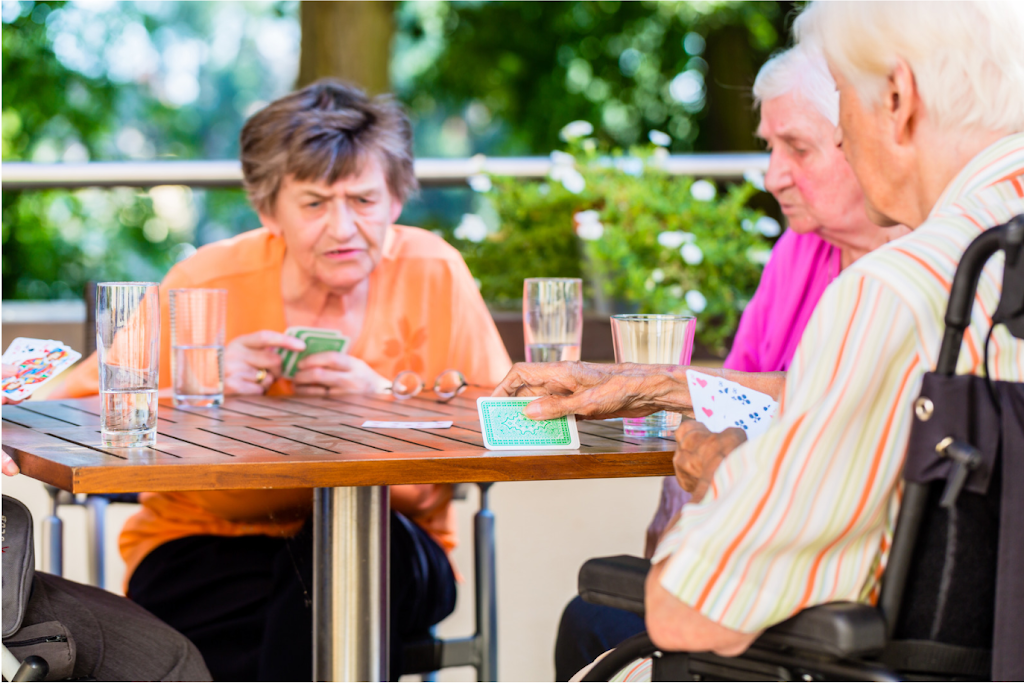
[314,486,390,682]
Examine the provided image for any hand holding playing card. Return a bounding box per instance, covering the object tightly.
[292,352,390,396]
[673,420,747,503]
[224,330,305,395]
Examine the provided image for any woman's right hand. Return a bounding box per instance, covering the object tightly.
[3,363,23,475]
[223,331,306,396]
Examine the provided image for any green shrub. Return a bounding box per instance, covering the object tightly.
[447,142,778,355]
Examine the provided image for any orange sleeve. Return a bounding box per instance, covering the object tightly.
[446,257,512,387]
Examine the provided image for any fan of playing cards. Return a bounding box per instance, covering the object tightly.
[685,369,779,438]
[2,337,82,402]
[276,327,350,378]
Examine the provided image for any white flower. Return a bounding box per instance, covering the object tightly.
[574,210,604,241]
[550,150,576,167]
[467,174,492,192]
[668,284,684,299]
[680,242,704,265]
[657,231,695,249]
[743,169,766,192]
[473,277,482,290]
[690,179,716,202]
[648,129,672,147]
[617,157,644,177]
[685,290,707,313]
[756,216,782,237]
[645,278,656,292]
[454,213,489,243]
[746,247,772,265]
[560,168,586,194]
[560,120,594,141]
[741,219,756,232]
[651,268,665,283]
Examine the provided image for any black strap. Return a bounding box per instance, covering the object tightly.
[884,639,990,678]
[581,632,657,682]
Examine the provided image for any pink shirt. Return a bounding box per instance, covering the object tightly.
[724,229,840,372]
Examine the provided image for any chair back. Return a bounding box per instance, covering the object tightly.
[880,216,1024,680]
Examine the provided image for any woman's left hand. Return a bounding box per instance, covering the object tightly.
[292,352,391,396]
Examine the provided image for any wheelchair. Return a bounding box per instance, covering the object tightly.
[576,216,1024,682]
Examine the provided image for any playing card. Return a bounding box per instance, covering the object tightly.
[2,341,82,401]
[477,397,580,450]
[686,370,779,439]
[686,370,727,432]
[361,420,453,429]
[277,327,349,378]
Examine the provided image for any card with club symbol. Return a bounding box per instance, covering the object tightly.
[686,370,778,439]
[476,397,580,450]
[277,327,350,378]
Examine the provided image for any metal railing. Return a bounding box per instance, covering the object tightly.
[1,153,769,190]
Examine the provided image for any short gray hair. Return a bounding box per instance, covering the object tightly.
[753,44,838,127]
[795,1,1024,134]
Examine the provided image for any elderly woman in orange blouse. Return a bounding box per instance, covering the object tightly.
[52,81,512,681]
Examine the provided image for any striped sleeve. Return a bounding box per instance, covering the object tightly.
[652,273,924,633]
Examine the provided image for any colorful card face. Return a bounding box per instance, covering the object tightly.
[2,338,82,401]
[476,397,580,450]
[277,327,350,378]
[685,370,778,439]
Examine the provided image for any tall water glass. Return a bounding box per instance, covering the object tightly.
[610,314,696,438]
[97,283,160,447]
[170,288,227,407]
[523,278,584,362]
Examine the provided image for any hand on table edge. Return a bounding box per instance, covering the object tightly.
[645,558,760,656]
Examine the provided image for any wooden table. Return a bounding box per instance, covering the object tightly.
[2,388,675,681]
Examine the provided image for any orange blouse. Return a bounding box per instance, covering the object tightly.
[52,226,512,583]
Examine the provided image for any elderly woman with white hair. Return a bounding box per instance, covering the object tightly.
[550,43,910,681]
[529,1,1024,680]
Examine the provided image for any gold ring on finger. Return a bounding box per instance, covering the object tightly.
[255,368,268,384]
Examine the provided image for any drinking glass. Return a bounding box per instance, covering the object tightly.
[170,288,227,407]
[97,282,161,447]
[610,314,696,438]
[523,278,583,362]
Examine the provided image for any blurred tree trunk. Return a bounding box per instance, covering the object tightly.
[297,1,395,93]
[702,26,759,151]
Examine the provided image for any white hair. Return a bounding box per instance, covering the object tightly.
[753,44,839,127]
[795,1,1024,134]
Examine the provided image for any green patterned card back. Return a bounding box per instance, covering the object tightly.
[476,397,580,450]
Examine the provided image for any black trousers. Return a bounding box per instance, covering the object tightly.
[554,596,646,681]
[128,512,456,681]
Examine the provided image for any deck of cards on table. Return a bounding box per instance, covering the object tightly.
[277,327,350,378]
[685,369,779,439]
[2,337,82,401]
[476,397,580,450]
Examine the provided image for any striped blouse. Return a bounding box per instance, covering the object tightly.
[648,133,1024,640]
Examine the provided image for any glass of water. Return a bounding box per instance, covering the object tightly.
[610,314,696,438]
[523,278,583,362]
[97,282,161,447]
[170,288,227,407]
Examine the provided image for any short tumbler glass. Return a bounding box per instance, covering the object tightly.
[610,314,696,438]
[523,278,584,363]
[97,282,161,447]
[170,288,227,407]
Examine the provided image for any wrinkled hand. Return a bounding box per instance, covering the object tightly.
[224,331,305,396]
[2,363,23,475]
[673,421,747,503]
[293,352,390,396]
[491,361,686,421]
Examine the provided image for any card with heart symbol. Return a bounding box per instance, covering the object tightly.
[686,370,779,439]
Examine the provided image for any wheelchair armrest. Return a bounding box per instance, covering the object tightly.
[755,602,886,659]
[578,555,650,616]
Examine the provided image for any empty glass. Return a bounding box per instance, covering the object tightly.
[610,314,696,438]
[523,278,583,362]
[97,282,161,447]
[170,288,227,407]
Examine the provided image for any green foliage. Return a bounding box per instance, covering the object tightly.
[447,143,775,354]
[400,0,795,155]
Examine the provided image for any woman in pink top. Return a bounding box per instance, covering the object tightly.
[554,44,909,681]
